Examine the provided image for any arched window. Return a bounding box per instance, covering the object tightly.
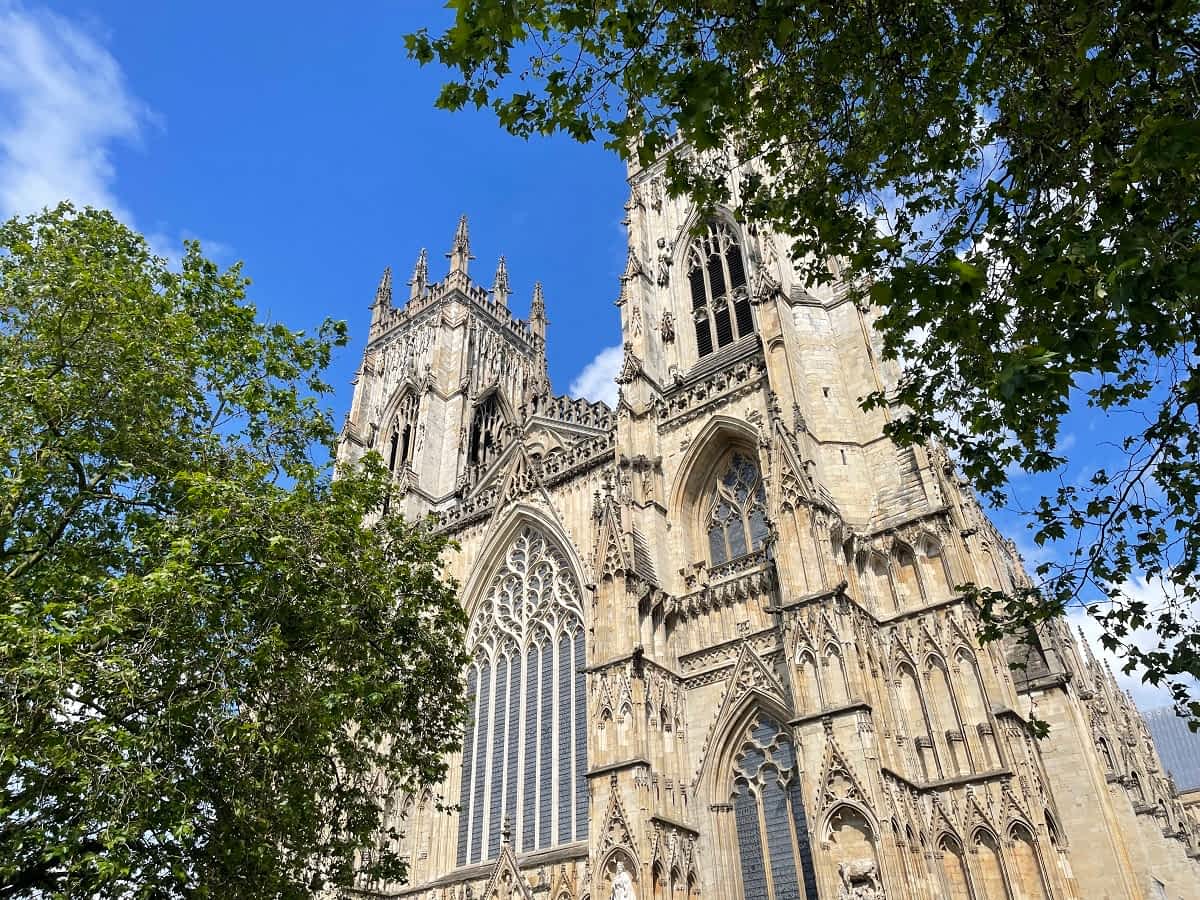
[729,715,818,900]
[469,391,504,469]
[686,221,752,357]
[456,527,588,866]
[706,452,769,566]
[389,391,419,472]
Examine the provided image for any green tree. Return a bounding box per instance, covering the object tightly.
[407,0,1200,719]
[0,204,467,898]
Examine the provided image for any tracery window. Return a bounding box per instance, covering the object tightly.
[729,715,818,900]
[388,391,419,473]
[706,453,769,565]
[687,221,752,357]
[469,392,504,469]
[456,527,588,866]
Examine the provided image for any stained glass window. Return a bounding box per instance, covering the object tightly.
[686,221,753,358]
[707,453,769,566]
[456,527,588,864]
[731,716,817,900]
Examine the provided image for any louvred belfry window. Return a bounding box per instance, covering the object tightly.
[687,221,752,357]
[707,452,770,566]
[456,527,588,866]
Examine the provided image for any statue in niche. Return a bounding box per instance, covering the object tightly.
[837,858,884,900]
[611,860,636,900]
[656,237,672,287]
[659,311,675,343]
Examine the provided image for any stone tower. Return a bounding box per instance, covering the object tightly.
[337,160,1200,900]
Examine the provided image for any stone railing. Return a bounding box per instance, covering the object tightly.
[527,393,615,431]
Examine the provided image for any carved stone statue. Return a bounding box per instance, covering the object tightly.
[611,859,636,900]
[659,311,675,343]
[838,858,884,899]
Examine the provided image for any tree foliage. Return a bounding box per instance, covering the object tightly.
[0,205,468,897]
[408,0,1200,717]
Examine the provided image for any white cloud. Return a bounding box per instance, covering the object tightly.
[569,345,622,407]
[1068,575,1199,711]
[0,1,149,221]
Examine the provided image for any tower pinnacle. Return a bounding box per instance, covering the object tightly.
[492,256,511,307]
[530,281,547,341]
[447,214,474,275]
[409,248,428,300]
[370,266,392,327]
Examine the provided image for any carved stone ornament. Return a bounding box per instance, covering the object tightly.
[659,310,676,343]
[615,342,643,385]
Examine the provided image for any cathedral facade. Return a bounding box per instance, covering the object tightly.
[336,150,1200,900]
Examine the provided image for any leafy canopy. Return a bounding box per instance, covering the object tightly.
[0,204,468,898]
[408,0,1200,717]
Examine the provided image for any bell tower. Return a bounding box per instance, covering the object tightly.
[337,216,551,520]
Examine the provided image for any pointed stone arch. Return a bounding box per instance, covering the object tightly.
[667,208,755,358]
[460,502,588,627]
[914,530,955,600]
[1008,821,1051,900]
[891,539,924,607]
[456,508,590,865]
[971,826,1012,900]
[937,831,973,900]
[668,416,766,565]
[824,802,885,898]
[694,646,792,797]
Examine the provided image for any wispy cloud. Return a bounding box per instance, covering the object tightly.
[0,1,149,221]
[569,345,621,407]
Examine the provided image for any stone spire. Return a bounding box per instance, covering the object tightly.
[370,266,392,328]
[492,256,511,307]
[408,248,428,301]
[530,281,547,342]
[447,214,473,275]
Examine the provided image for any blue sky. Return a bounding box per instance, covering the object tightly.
[0,0,629,407]
[1,1,1191,711]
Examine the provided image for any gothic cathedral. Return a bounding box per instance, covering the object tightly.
[336,150,1200,900]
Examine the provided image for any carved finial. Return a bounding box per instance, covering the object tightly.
[530,281,547,341]
[501,816,512,846]
[408,249,428,300]
[370,266,392,328]
[492,255,510,307]
[374,266,392,306]
[447,214,473,274]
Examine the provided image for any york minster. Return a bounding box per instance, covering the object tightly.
[336,147,1200,900]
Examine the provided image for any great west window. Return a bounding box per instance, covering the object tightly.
[456,527,588,865]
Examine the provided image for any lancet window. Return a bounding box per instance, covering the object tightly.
[686,221,752,357]
[388,390,419,473]
[456,527,588,866]
[729,715,818,900]
[468,392,504,469]
[706,452,770,566]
